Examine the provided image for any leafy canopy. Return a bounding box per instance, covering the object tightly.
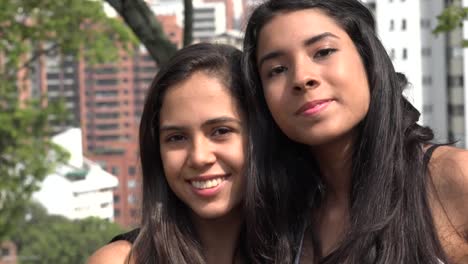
[0,0,136,240]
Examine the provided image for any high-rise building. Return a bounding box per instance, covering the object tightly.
[368,0,467,147]
[204,0,235,30]
[79,48,146,227]
[193,1,227,41]
[30,48,81,133]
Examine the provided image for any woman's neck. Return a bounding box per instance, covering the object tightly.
[311,130,357,206]
[191,206,243,264]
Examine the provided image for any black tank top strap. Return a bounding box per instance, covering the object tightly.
[109,228,140,244]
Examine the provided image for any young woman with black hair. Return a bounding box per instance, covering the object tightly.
[242,0,468,263]
[88,43,252,264]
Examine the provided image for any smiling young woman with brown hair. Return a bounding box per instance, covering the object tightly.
[88,43,254,264]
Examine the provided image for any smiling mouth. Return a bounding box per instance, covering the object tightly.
[190,176,227,190]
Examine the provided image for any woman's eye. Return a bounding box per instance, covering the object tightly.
[166,134,186,143]
[314,48,337,59]
[267,65,288,78]
[212,127,233,137]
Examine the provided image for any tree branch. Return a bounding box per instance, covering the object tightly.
[5,43,59,80]
[183,0,193,47]
[105,0,177,65]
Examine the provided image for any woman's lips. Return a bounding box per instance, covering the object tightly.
[295,99,333,116]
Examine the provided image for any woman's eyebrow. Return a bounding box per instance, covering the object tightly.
[159,117,241,132]
[202,116,241,126]
[303,32,340,47]
[258,32,340,68]
[159,125,185,132]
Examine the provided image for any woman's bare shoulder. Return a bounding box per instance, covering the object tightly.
[428,145,468,198]
[87,240,132,264]
[427,145,468,261]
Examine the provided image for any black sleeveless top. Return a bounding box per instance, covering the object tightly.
[110,228,140,244]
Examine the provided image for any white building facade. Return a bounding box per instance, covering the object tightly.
[193,1,227,40]
[33,128,119,221]
[367,0,467,147]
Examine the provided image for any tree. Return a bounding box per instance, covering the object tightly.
[104,0,180,64]
[11,202,125,264]
[0,0,135,241]
[183,0,194,47]
[434,4,468,46]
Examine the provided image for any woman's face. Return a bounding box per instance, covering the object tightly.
[256,9,370,146]
[159,71,246,220]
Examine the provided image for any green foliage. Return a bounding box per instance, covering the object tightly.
[434,5,468,46]
[0,0,135,241]
[10,202,126,264]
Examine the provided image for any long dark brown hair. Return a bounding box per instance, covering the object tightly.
[242,0,448,263]
[134,43,251,263]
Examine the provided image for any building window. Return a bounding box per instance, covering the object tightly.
[128,179,137,188]
[128,166,136,176]
[94,90,118,97]
[402,48,408,60]
[422,47,432,57]
[114,195,120,203]
[422,76,432,86]
[390,19,394,30]
[95,101,119,108]
[112,166,120,176]
[95,123,119,130]
[390,48,395,60]
[128,194,137,204]
[423,104,433,114]
[448,76,464,86]
[96,79,118,86]
[95,112,120,119]
[401,19,407,30]
[421,19,431,29]
[448,105,465,115]
[95,67,118,74]
[1,247,10,257]
[114,209,120,217]
[130,209,139,217]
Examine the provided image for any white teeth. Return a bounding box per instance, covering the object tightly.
[190,177,225,189]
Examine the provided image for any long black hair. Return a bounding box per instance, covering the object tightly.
[135,43,251,263]
[242,0,448,263]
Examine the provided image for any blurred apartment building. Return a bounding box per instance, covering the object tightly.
[147,0,247,41]
[363,0,467,148]
[30,14,182,227]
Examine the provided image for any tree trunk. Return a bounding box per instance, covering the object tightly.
[183,0,193,47]
[105,0,177,65]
